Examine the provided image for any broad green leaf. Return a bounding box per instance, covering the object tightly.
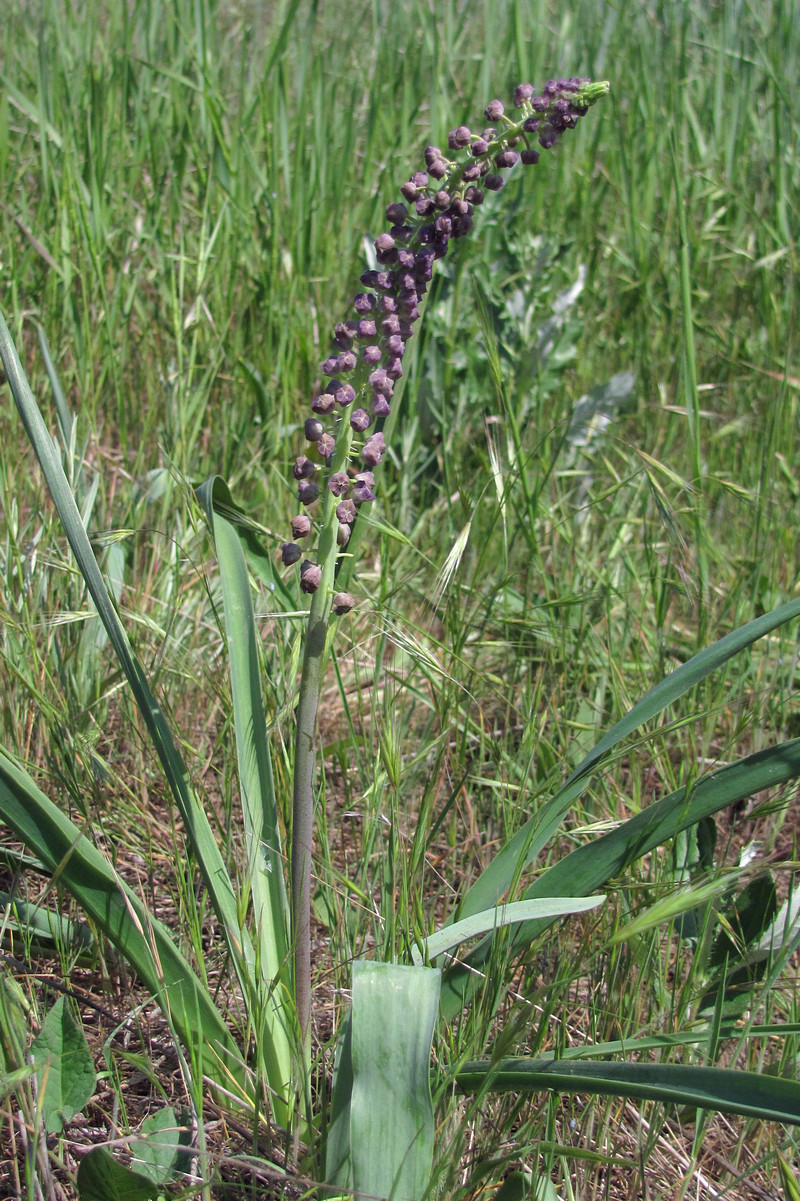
[412,896,604,966]
[456,1057,800,1125]
[441,737,800,1018]
[0,750,246,1097]
[196,476,294,1123]
[129,1106,191,1185]
[76,1148,162,1201]
[31,997,96,1134]
[0,309,253,993]
[331,962,440,1200]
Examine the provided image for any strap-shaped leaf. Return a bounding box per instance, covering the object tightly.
[456,1056,800,1125]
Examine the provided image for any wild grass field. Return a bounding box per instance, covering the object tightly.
[1,0,800,1197]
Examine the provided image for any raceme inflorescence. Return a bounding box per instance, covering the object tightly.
[280,77,610,610]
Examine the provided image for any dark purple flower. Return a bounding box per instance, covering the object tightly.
[521,148,540,165]
[514,83,534,106]
[471,138,489,157]
[298,480,319,505]
[291,514,312,539]
[353,472,376,503]
[484,174,504,191]
[334,383,356,407]
[337,499,356,524]
[300,561,322,593]
[385,201,409,223]
[354,292,376,314]
[332,592,356,615]
[337,523,351,546]
[495,149,519,169]
[357,318,377,339]
[311,393,336,416]
[371,395,391,418]
[305,418,324,441]
[484,98,504,120]
[427,158,448,180]
[350,408,372,432]
[374,233,397,264]
[448,125,471,149]
[317,432,336,459]
[362,432,386,466]
[363,345,382,365]
[294,455,316,480]
[328,471,350,496]
[281,542,302,565]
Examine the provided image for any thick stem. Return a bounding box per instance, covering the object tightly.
[291,416,356,1068]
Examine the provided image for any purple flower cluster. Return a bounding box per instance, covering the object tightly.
[281,77,608,602]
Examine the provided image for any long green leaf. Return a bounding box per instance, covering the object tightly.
[440,737,800,1017]
[196,476,294,1123]
[413,895,604,966]
[0,750,246,1096]
[0,310,253,999]
[456,1057,800,1125]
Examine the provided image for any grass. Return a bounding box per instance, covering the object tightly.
[1,0,800,1196]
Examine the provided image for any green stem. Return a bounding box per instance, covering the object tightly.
[291,415,356,1069]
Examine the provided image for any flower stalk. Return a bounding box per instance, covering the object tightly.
[285,76,610,1067]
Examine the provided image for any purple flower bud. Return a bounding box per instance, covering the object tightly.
[300,561,322,593]
[312,393,336,416]
[464,185,484,204]
[386,356,404,379]
[317,433,336,459]
[369,369,393,396]
[452,213,474,237]
[538,128,558,149]
[495,149,519,169]
[381,315,401,337]
[337,523,351,546]
[462,163,483,181]
[416,196,436,216]
[281,542,302,565]
[298,480,319,505]
[484,173,504,191]
[484,98,504,120]
[291,514,312,539]
[333,321,356,347]
[385,333,405,355]
[391,224,414,244]
[520,148,540,165]
[396,248,416,269]
[434,189,451,209]
[378,295,398,313]
[353,478,376,505]
[294,455,316,479]
[332,592,356,615]
[328,471,350,496]
[357,318,377,338]
[523,117,540,133]
[400,179,420,201]
[362,432,386,466]
[415,248,435,280]
[513,83,534,107]
[424,145,442,167]
[448,125,471,149]
[371,395,391,418]
[334,383,356,407]
[435,214,453,238]
[354,292,377,313]
[337,499,356,524]
[320,355,340,377]
[385,201,409,223]
[427,158,448,180]
[471,138,489,157]
[531,95,549,112]
[544,78,559,95]
[363,345,382,365]
[482,127,497,142]
[337,351,357,372]
[350,407,372,432]
[305,418,324,441]
[375,233,397,264]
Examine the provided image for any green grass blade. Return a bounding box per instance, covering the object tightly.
[455,1057,800,1126]
[196,475,294,1121]
[337,962,440,1200]
[0,309,253,987]
[441,738,800,1017]
[0,749,246,1096]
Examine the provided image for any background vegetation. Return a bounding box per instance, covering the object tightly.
[1,0,799,1196]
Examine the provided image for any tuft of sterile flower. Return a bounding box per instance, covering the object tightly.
[281,76,609,596]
